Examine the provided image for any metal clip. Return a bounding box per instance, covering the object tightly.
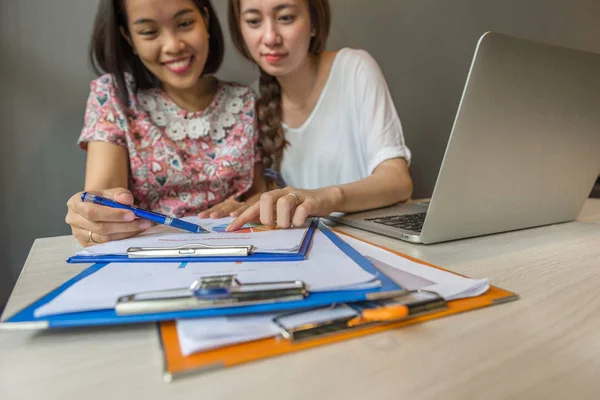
[273,290,447,342]
[126,243,254,258]
[115,275,308,315]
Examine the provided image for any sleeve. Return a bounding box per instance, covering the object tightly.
[352,50,412,174]
[77,75,130,151]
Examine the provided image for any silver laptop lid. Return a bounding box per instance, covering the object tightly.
[420,32,600,243]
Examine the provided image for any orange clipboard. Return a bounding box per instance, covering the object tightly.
[158,230,519,381]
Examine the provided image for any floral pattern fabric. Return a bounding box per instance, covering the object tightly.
[78,74,260,217]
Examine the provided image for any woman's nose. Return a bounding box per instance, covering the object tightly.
[163,33,186,54]
[263,22,282,46]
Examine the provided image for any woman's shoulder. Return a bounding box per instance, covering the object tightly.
[213,80,257,121]
[218,80,257,102]
[208,80,256,130]
[87,73,138,107]
[89,73,135,91]
[329,48,389,94]
[89,73,116,94]
[334,47,381,73]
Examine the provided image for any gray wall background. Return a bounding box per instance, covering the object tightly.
[1,0,599,312]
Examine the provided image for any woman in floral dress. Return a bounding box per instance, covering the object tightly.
[65,0,266,246]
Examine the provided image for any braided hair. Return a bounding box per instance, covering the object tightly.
[228,0,331,175]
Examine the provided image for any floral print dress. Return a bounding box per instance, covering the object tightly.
[78,74,260,217]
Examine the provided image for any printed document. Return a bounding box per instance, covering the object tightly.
[175,233,489,356]
[77,217,312,256]
[35,230,377,318]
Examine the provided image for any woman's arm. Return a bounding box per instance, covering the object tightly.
[330,158,412,213]
[227,158,412,231]
[84,141,129,190]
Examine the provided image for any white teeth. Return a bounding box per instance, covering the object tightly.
[167,58,191,70]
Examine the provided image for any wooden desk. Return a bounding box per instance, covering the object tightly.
[2,199,600,400]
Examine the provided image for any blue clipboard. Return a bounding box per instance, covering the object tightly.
[66,218,319,264]
[1,224,405,330]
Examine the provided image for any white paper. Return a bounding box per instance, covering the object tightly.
[175,233,491,356]
[35,230,377,318]
[177,314,282,355]
[77,217,311,256]
[341,235,490,301]
[176,305,358,356]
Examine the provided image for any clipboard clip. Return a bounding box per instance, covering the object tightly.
[115,275,308,315]
[126,243,254,258]
[273,290,447,342]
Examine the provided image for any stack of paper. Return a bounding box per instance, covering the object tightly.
[175,234,490,356]
[77,217,312,256]
[34,230,380,318]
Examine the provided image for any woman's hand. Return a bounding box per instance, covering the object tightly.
[65,187,151,247]
[225,159,412,232]
[226,186,343,231]
[197,197,251,219]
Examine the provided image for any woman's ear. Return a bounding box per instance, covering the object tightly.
[120,26,137,54]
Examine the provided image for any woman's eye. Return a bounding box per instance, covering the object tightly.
[178,20,194,28]
[279,14,296,23]
[139,30,157,37]
[245,18,261,27]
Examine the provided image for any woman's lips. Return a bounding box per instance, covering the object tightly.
[164,56,194,73]
[264,53,287,64]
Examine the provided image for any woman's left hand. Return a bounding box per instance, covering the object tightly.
[197,197,250,219]
[226,186,343,231]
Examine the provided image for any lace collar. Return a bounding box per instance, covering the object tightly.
[136,81,248,142]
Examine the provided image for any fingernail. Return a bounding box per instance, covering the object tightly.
[116,193,133,204]
[140,221,151,229]
[124,212,135,221]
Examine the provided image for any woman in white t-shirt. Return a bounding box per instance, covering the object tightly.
[210,0,413,230]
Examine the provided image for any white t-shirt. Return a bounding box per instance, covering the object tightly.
[278,48,411,190]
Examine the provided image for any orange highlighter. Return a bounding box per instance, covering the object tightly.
[347,304,410,327]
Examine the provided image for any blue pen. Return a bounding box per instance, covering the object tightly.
[81,192,208,234]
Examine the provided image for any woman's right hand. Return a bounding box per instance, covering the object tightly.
[65,187,152,247]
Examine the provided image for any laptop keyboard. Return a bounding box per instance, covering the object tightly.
[364,212,427,233]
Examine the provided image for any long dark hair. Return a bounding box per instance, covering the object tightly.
[228,0,331,171]
[90,0,225,106]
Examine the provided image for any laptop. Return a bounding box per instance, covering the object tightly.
[327,32,600,244]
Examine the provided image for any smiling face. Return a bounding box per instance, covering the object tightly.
[123,0,210,92]
[239,0,314,77]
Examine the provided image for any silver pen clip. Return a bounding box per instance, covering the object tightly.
[126,243,254,258]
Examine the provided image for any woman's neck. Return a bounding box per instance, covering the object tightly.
[163,77,217,112]
[277,54,321,110]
